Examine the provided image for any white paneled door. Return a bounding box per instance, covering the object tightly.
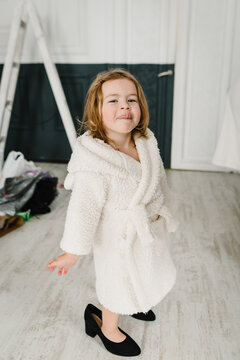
[171,0,239,172]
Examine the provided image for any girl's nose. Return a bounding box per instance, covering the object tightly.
[121,101,130,109]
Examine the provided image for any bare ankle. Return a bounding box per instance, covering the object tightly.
[101,325,118,334]
[101,305,120,333]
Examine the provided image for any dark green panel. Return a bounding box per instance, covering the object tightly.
[0,63,175,167]
[156,64,175,168]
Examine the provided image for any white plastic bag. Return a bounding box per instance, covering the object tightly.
[0,151,41,189]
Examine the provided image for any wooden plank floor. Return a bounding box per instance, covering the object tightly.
[0,163,239,360]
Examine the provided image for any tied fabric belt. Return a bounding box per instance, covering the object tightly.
[125,204,155,249]
[119,203,179,251]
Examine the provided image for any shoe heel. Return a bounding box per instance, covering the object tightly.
[85,320,97,338]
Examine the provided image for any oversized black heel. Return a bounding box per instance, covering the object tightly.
[84,303,141,357]
[85,320,97,338]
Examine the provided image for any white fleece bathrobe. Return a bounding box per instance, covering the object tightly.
[60,127,180,315]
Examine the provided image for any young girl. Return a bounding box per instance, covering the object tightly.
[46,68,180,357]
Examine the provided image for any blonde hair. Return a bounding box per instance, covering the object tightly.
[76,68,150,148]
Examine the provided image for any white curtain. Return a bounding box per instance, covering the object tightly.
[212,77,240,172]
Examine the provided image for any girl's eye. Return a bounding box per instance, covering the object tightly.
[108,99,137,103]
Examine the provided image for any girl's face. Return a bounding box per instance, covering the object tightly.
[101,78,141,137]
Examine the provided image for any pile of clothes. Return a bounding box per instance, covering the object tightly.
[0,151,59,237]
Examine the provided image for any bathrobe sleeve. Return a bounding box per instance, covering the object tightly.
[59,171,107,255]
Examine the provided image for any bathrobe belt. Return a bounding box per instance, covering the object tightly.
[120,203,179,251]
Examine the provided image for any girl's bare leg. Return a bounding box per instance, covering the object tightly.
[101,305,126,342]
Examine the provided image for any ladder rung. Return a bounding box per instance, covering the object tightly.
[5,100,12,107]
[20,20,26,28]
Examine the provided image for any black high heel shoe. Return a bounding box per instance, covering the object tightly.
[130,309,156,321]
[84,303,141,357]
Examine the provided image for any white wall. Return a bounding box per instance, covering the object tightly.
[229,0,240,85]
[0,0,177,64]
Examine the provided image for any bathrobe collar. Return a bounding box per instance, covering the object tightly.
[67,127,162,207]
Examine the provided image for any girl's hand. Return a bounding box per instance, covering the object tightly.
[46,253,80,276]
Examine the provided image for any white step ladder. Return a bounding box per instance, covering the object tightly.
[0,0,77,170]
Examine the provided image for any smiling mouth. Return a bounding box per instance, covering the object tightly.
[118,116,133,120]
